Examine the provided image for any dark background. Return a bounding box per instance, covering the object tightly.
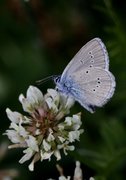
[0,0,126,179]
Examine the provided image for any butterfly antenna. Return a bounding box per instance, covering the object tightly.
[36,75,58,85]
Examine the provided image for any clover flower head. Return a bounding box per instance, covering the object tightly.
[4,86,84,171]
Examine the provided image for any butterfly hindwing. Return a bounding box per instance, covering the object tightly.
[68,67,115,112]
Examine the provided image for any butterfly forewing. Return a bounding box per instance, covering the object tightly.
[69,67,115,112]
[61,38,109,81]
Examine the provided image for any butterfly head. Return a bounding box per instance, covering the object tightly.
[53,75,62,91]
[54,75,61,84]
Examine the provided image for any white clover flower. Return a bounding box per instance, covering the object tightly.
[57,141,75,155]
[19,148,34,164]
[73,161,83,180]
[54,150,61,161]
[68,131,81,142]
[43,139,51,151]
[4,86,84,171]
[48,161,95,180]
[59,176,71,180]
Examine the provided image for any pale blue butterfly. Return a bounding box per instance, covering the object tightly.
[39,38,116,113]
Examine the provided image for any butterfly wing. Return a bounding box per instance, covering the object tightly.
[68,67,115,113]
[61,38,109,82]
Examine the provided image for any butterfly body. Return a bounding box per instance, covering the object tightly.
[54,38,116,113]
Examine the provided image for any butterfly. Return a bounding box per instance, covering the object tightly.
[38,38,116,113]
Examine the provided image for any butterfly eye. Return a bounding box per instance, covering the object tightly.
[54,76,61,84]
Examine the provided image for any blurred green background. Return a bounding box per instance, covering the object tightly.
[0,0,126,179]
